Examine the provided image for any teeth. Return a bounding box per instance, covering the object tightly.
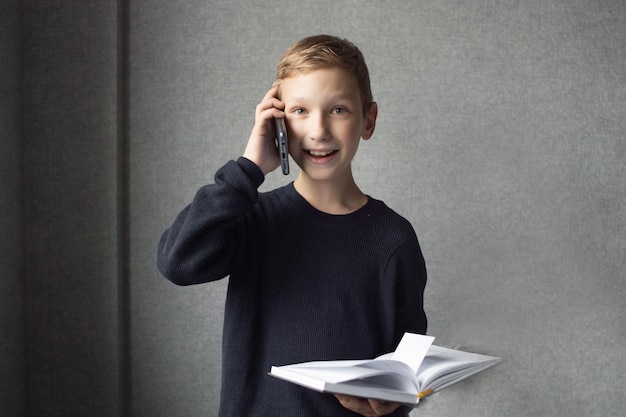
[309,150,334,156]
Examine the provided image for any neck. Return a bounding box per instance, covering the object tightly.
[293,172,367,215]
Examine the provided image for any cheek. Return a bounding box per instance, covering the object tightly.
[285,123,303,150]
[339,122,364,141]
[285,120,309,142]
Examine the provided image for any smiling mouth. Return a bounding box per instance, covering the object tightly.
[306,149,338,157]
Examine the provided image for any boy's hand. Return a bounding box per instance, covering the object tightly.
[243,85,285,175]
[335,394,403,416]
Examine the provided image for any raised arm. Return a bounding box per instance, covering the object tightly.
[156,157,264,285]
[158,85,286,285]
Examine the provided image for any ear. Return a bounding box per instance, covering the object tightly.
[361,102,378,140]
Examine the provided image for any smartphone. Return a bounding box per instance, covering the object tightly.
[274,117,289,175]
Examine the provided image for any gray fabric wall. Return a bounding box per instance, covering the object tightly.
[2,1,625,416]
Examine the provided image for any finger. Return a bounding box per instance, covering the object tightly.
[253,109,284,135]
[262,84,280,100]
[255,100,284,121]
[335,395,376,416]
[368,399,401,415]
[261,85,284,109]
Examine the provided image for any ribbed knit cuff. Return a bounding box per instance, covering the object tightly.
[237,157,265,189]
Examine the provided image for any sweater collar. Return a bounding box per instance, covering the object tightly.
[282,182,384,226]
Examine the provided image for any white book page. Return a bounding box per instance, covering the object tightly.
[282,361,391,384]
[416,345,501,391]
[389,333,435,373]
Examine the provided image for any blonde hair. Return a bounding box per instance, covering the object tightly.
[275,35,373,115]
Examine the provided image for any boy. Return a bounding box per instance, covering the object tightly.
[157,35,427,416]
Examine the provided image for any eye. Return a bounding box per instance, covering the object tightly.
[293,107,307,115]
[331,107,348,115]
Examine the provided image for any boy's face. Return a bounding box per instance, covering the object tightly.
[280,67,377,183]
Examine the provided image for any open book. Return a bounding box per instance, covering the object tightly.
[269,333,501,407]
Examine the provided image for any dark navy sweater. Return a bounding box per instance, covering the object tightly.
[157,158,427,417]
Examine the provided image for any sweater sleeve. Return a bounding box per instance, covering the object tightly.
[156,157,264,286]
[382,227,428,343]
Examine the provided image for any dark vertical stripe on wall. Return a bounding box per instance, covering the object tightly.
[1,1,28,416]
[22,2,121,414]
[118,1,132,416]
[18,3,28,416]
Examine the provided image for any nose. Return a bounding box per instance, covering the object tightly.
[307,112,329,142]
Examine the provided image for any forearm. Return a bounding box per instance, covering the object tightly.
[156,157,264,285]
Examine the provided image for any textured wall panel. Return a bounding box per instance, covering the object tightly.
[0,1,25,416]
[21,2,122,416]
